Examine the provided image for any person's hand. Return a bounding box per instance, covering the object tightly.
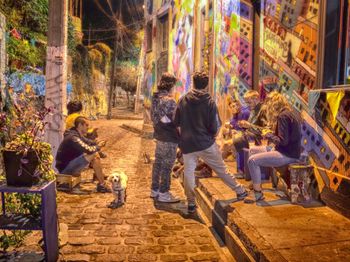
[97,140,107,148]
[263,132,274,140]
[238,120,251,129]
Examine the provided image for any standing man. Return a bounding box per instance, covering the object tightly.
[174,71,247,213]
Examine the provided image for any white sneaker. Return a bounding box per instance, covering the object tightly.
[150,190,159,198]
[158,192,180,203]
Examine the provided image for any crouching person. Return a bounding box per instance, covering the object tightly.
[55,116,110,193]
[150,72,180,203]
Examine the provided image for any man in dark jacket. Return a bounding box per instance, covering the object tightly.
[174,71,247,213]
[56,116,110,193]
[150,72,180,203]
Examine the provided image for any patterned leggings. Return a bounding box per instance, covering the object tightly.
[151,141,177,193]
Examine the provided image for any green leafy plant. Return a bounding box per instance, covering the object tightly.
[0,89,55,252]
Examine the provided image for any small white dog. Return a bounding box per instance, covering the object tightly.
[107,172,128,208]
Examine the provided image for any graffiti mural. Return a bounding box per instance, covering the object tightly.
[6,71,72,96]
[170,0,194,99]
[214,0,254,120]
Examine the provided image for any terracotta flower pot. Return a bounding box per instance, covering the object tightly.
[2,150,40,187]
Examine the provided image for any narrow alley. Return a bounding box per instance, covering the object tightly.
[55,119,231,262]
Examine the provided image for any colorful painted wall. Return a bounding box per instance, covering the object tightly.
[170,0,195,101]
[144,2,350,212]
[258,0,350,214]
[214,0,254,119]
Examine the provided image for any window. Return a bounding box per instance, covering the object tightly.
[146,22,152,52]
[158,15,169,52]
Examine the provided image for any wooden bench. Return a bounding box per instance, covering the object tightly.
[56,174,81,191]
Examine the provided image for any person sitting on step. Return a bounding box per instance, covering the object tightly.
[245,93,302,203]
[56,116,110,193]
[66,100,107,158]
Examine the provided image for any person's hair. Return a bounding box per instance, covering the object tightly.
[266,93,291,124]
[193,71,209,90]
[74,116,88,128]
[158,72,177,92]
[67,101,83,115]
[243,90,259,101]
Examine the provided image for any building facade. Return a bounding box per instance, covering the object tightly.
[143,0,350,216]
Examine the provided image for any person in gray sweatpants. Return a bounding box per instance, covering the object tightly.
[173,71,247,213]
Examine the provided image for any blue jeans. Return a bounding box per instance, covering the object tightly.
[61,154,89,175]
[247,146,298,185]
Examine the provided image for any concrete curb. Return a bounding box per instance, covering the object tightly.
[195,185,255,262]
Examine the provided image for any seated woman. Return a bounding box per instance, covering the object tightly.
[245,93,302,202]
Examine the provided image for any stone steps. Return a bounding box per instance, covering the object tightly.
[194,177,350,262]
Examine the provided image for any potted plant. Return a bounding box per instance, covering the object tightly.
[0,88,56,187]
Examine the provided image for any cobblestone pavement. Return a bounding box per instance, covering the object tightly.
[53,119,232,261]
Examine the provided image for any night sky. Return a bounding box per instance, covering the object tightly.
[82,0,144,47]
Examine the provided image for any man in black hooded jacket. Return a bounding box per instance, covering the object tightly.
[174,72,247,213]
[56,116,110,193]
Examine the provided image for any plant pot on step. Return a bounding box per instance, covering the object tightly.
[2,150,40,187]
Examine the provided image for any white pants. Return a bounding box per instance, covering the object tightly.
[183,143,245,205]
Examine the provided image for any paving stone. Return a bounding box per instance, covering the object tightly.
[124,237,155,245]
[108,245,135,254]
[63,254,91,261]
[189,253,221,261]
[125,219,149,225]
[96,237,122,245]
[160,254,189,262]
[152,230,174,237]
[136,245,166,254]
[169,245,198,253]
[94,230,119,237]
[94,254,127,262]
[199,245,217,252]
[75,244,106,254]
[161,225,184,231]
[158,237,186,245]
[68,237,95,246]
[128,254,158,262]
[120,230,148,237]
[188,236,213,245]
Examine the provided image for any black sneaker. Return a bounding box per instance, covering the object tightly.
[237,190,248,200]
[96,184,111,193]
[188,204,197,214]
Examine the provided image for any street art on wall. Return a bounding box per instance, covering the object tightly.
[6,71,72,96]
[214,0,253,119]
[170,0,194,99]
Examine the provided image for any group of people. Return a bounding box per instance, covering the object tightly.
[151,71,302,212]
[54,70,302,209]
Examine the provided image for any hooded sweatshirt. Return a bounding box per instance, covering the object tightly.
[173,89,220,154]
[55,128,100,173]
[151,90,179,143]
